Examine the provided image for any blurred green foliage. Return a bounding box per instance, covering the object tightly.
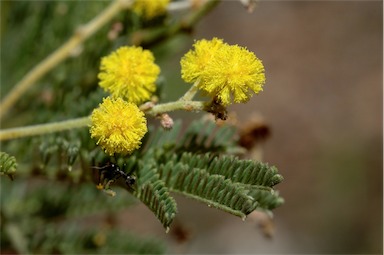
[1,2,173,253]
[0,1,283,254]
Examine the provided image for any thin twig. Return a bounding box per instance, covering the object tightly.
[0,100,206,141]
[0,117,91,141]
[179,79,200,101]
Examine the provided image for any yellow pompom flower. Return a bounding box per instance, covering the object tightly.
[181,38,225,84]
[180,38,266,106]
[132,0,170,19]
[98,46,160,105]
[90,97,148,156]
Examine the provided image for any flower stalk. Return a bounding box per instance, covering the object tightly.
[179,79,200,101]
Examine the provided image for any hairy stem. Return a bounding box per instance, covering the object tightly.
[179,79,200,101]
[0,100,206,141]
[0,0,133,119]
[147,100,205,115]
[0,117,91,141]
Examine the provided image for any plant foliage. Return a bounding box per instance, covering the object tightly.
[1,1,284,254]
[110,117,283,228]
[2,117,283,231]
[0,151,17,180]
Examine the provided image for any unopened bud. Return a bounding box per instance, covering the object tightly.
[159,113,174,130]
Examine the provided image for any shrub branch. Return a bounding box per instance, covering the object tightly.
[0,100,206,141]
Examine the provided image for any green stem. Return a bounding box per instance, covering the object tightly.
[147,100,205,115]
[179,79,200,101]
[0,117,91,141]
[0,100,206,141]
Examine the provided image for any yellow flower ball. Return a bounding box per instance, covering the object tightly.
[90,97,148,155]
[180,38,266,106]
[132,0,170,19]
[98,46,160,105]
[181,38,225,84]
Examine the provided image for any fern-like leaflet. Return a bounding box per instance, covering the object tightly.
[15,116,283,230]
[0,151,17,180]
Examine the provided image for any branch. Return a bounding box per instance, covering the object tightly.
[0,117,91,141]
[0,100,206,141]
[179,79,200,101]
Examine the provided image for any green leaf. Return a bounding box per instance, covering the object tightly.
[247,187,284,211]
[3,115,283,231]
[180,152,283,187]
[0,151,17,180]
[158,152,284,214]
[113,119,284,226]
[158,162,258,219]
[133,164,177,230]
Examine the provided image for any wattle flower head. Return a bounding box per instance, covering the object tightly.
[181,38,225,83]
[132,0,170,19]
[90,97,147,155]
[98,46,160,105]
[180,38,266,106]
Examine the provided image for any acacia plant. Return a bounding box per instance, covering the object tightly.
[0,0,284,253]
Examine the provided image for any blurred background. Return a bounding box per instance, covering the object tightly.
[1,1,382,254]
[150,1,383,253]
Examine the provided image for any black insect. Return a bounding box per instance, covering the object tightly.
[94,162,135,190]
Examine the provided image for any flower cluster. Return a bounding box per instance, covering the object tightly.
[91,45,160,156]
[132,0,170,19]
[91,38,266,156]
[98,46,160,105]
[181,38,266,106]
[90,97,147,156]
